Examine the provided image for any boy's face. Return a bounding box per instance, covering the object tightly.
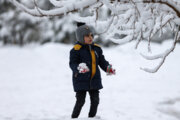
[84,33,93,44]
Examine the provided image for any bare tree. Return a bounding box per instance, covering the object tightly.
[10,0,180,73]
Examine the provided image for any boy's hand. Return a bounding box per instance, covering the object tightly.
[106,64,116,75]
[77,63,90,73]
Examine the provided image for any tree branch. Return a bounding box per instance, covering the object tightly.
[141,25,180,73]
[11,0,98,17]
[110,0,180,18]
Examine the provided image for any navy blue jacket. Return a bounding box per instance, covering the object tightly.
[69,42,109,92]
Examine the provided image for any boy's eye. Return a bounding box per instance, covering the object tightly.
[91,34,94,38]
[89,33,94,37]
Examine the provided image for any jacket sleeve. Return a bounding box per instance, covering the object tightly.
[69,48,80,73]
[98,48,109,72]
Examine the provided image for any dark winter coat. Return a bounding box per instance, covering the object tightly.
[69,42,109,92]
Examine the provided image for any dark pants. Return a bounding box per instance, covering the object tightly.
[71,90,99,118]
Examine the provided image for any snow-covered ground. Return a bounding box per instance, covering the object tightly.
[0,41,180,120]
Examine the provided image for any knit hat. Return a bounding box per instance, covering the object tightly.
[75,23,93,44]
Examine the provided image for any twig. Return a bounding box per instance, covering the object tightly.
[33,0,44,16]
[141,25,180,73]
[96,15,115,35]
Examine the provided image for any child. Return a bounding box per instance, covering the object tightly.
[69,23,115,118]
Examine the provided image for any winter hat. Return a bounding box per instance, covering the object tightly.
[75,22,93,44]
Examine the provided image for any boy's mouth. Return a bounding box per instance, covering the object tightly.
[89,40,92,42]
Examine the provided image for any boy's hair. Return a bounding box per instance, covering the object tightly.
[75,22,94,44]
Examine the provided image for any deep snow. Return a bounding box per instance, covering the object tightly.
[0,41,180,120]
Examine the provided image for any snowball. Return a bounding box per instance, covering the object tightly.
[77,63,89,73]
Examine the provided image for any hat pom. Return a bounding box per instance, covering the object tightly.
[77,22,86,27]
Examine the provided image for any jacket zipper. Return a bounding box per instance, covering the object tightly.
[89,45,92,89]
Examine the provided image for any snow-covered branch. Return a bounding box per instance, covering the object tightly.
[141,26,180,73]
[10,0,180,73]
[11,0,98,17]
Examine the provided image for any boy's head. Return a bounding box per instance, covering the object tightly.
[76,23,94,44]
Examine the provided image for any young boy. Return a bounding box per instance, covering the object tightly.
[69,23,115,118]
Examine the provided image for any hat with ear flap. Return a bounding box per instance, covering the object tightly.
[75,22,93,44]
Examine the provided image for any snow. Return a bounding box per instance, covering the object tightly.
[78,63,90,73]
[0,41,180,120]
[10,0,179,51]
[11,0,97,17]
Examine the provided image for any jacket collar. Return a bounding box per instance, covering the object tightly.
[76,41,95,50]
[76,41,95,46]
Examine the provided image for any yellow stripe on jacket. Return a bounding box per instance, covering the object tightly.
[90,50,96,79]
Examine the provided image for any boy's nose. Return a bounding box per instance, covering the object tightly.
[89,36,92,40]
